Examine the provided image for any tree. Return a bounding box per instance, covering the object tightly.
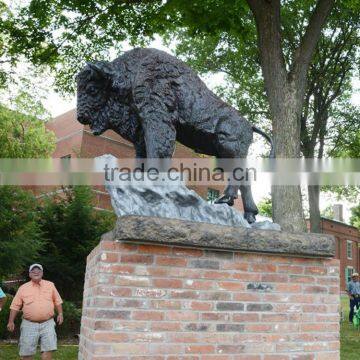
[257,197,272,218]
[0,1,16,88]
[242,0,335,232]
[0,104,55,158]
[321,106,360,214]
[350,205,360,229]
[320,205,334,220]
[300,4,359,232]
[38,186,116,302]
[169,3,359,232]
[0,103,55,279]
[0,186,45,279]
[329,106,360,159]
[7,0,348,231]
[0,96,55,280]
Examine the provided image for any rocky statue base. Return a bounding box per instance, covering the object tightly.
[79,216,339,360]
[105,175,280,230]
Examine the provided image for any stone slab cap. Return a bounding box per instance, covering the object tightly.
[111,215,335,258]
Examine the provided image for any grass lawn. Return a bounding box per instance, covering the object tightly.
[0,298,358,359]
[0,345,78,359]
[340,295,360,360]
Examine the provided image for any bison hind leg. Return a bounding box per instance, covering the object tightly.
[214,133,258,224]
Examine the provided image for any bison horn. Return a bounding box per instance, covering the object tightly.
[87,61,113,80]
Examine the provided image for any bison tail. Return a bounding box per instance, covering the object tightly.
[252,125,275,158]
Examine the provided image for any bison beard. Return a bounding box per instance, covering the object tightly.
[76,48,273,223]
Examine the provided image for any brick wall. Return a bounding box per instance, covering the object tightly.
[79,239,340,360]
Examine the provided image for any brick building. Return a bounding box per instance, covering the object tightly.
[318,213,360,292]
[45,109,243,211]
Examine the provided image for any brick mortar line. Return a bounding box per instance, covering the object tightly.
[93,268,339,279]
[88,274,340,283]
[79,341,339,353]
[79,325,340,334]
[80,317,340,323]
[95,250,336,266]
[85,298,337,306]
[83,299,340,308]
[82,296,340,305]
[81,317,340,323]
[80,343,340,347]
[84,283,339,294]
[95,245,337,259]
[81,318,339,327]
[92,269,338,279]
[80,314,340,322]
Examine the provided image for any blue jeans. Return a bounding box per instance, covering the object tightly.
[349,297,360,322]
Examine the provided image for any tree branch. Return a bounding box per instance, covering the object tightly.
[246,0,288,98]
[291,0,335,85]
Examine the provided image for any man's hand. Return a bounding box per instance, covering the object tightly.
[57,313,63,325]
[7,321,15,332]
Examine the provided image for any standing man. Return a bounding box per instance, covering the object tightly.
[0,285,6,311]
[7,264,63,360]
[347,272,360,323]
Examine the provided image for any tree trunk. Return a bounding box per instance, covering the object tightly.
[308,185,321,233]
[307,111,327,233]
[270,83,306,232]
[246,0,334,232]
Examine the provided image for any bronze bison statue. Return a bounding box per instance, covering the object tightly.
[76,48,273,223]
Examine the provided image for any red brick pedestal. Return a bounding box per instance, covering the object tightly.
[79,217,340,360]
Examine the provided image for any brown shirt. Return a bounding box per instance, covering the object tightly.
[10,280,63,322]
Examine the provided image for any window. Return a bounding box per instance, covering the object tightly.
[347,240,353,260]
[346,267,354,284]
[207,188,220,204]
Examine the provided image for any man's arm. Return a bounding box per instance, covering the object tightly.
[8,287,23,331]
[55,304,63,325]
[52,284,63,325]
[7,309,19,332]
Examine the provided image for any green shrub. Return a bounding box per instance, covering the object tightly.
[56,301,81,339]
[0,295,21,340]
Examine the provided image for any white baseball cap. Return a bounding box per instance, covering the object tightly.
[29,264,43,272]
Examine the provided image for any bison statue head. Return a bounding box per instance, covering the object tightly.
[76,61,129,136]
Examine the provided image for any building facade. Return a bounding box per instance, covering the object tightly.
[319,217,360,292]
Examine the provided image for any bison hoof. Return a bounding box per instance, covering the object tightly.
[244,212,256,224]
[214,195,234,207]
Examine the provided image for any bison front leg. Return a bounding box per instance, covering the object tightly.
[133,128,147,158]
[133,82,177,162]
[215,172,258,224]
[214,183,238,206]
[140,120,176,179]
[142,119,176,159]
